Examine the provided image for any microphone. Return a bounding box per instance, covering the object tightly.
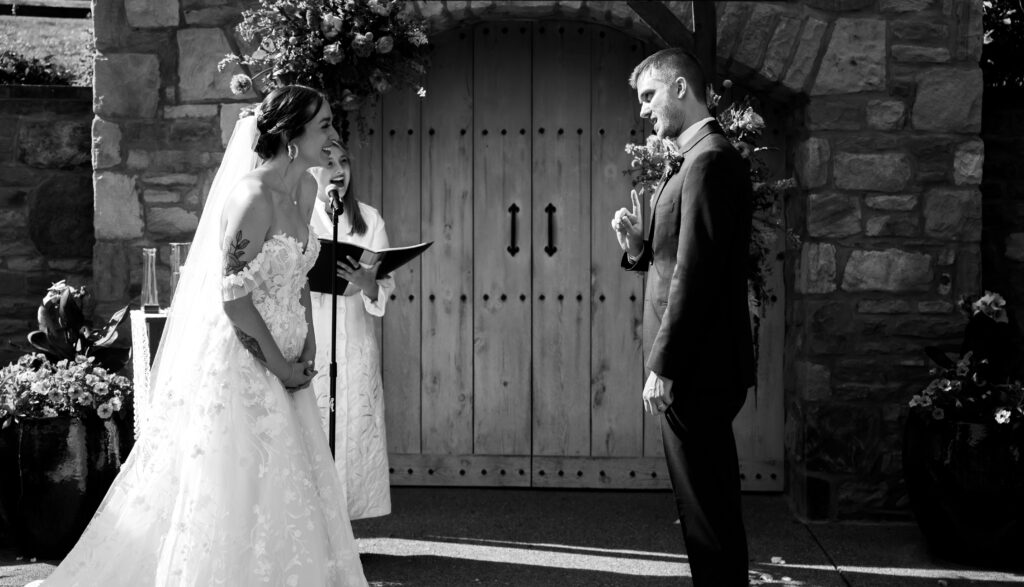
[326,184,344,216]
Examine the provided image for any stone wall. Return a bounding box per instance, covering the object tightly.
[90,0,987,519]
[0,86,94,367]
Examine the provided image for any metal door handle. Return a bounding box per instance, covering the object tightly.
[544,203,557,257]
[507,203,520,256]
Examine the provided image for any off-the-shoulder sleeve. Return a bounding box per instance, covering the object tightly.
[221,253,271,302]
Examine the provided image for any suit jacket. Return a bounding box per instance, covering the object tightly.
[623,121,755,418]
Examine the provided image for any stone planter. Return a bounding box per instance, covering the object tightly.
[0,415,126,557]
[903,411,1024,567]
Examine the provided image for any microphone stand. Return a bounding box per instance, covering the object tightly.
[328,193,340,460]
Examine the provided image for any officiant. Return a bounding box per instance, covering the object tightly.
[303,140,394,520]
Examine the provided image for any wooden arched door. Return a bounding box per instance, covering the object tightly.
[347,21,784,491]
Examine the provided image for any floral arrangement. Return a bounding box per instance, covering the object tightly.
[911,292,1023,426]
[0,353,133,427]
[220,0,430,139]
[623,85,797,344]
[27,280,131,374]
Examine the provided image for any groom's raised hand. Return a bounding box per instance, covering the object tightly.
[611,188,644,257]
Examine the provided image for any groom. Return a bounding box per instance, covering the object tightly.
[612,48,754,586]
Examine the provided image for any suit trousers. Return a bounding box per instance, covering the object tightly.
[662,406,749,586]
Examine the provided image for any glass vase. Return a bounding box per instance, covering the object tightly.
[168,242,191,304]
[140,247,160,312]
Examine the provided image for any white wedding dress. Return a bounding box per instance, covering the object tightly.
[32,231,368,587]
[309,198,394,520]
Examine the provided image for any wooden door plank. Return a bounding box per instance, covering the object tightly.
[421,30,475,455]
[590,29,646,458]
[732,94,786,492]
[389,454,531,487]
[380,92,421,454]
[473,23,533,456]
[531,22,592,457]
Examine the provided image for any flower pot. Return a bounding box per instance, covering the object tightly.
[0,416,127,557]
[903,411,1024,567]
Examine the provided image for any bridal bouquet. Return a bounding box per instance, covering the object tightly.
[220,0,430,139]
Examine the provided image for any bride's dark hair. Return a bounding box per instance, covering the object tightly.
[253,85,327,160]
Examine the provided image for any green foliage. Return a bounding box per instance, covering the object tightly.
[0,49,74,86]
[983,0,1024,89]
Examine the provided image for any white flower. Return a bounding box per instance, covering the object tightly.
[42,406,58,418]
[97,402,114,419]
[995,408,1012,424]
[416,86,426,98]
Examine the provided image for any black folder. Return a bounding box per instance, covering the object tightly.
[307,239,432,294]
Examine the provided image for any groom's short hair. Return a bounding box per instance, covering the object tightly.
[629,48,708,104]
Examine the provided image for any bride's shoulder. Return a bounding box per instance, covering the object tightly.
[225,171,273,214]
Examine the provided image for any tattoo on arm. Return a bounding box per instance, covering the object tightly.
[224,230,251,276]
[233,326,267,364]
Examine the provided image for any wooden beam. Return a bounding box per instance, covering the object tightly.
[626,1,696,49]
[692,1,718,87]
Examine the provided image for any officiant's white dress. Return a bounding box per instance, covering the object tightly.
[309,198,394,520]
[34,231,368,587]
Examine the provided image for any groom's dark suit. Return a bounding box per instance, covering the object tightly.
[623,120,754,586]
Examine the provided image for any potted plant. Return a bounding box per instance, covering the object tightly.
[903,291,1024,566]
[0,281,132,557]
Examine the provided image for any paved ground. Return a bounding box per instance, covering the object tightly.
[1,488,1023,586]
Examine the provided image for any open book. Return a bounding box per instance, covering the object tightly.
[307,239,433,294]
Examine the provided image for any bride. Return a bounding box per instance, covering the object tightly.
[28,85,368,586]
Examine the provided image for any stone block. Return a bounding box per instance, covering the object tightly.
[782,17,828,93]
[865,195,917,211]
[17,120,90,169]
[94,172,144,239]
[94,54,160,119]
[6,255,45,272]
[1006,233,1024,262]
[842,249,933,292]
[891,20,948,43]
[912,68,983,133]
[953,140,984,186]
[92,117,121,170]
[143,190,180,204]
[857,299,912,313]
[797,361,831,400]
[148,206,199,236]
[865,214,920,237]
[796,242,837,294]
[955,246,981,297]
[734,4,778,72]
[804,404,880,475]
[892,44,951,63]
[93,242,131,301]
[126,0,179,27]
[795,137,830,189]
[0,208,26,228]
[716,2,752,61]
[164,105,218,119]
[881,0,933,11]
[178,28,258,102]
[923,188,981,241]
[28,174,94,258]
[866,100,906,131]
[937,248,956,265]
[144,173,198,186]
[804,0,874,9]
[834,152,912,192]
[808,193,861,238]
[918,300,954,313]
[812,19,886,96]
[807,99,863,131]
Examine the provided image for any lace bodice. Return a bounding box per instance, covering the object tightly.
[222,232,320,361]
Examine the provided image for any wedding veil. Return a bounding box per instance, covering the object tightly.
[139,114,259,437]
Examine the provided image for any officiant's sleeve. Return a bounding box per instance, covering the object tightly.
[360,212,396,317]
[221,253,272,302]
